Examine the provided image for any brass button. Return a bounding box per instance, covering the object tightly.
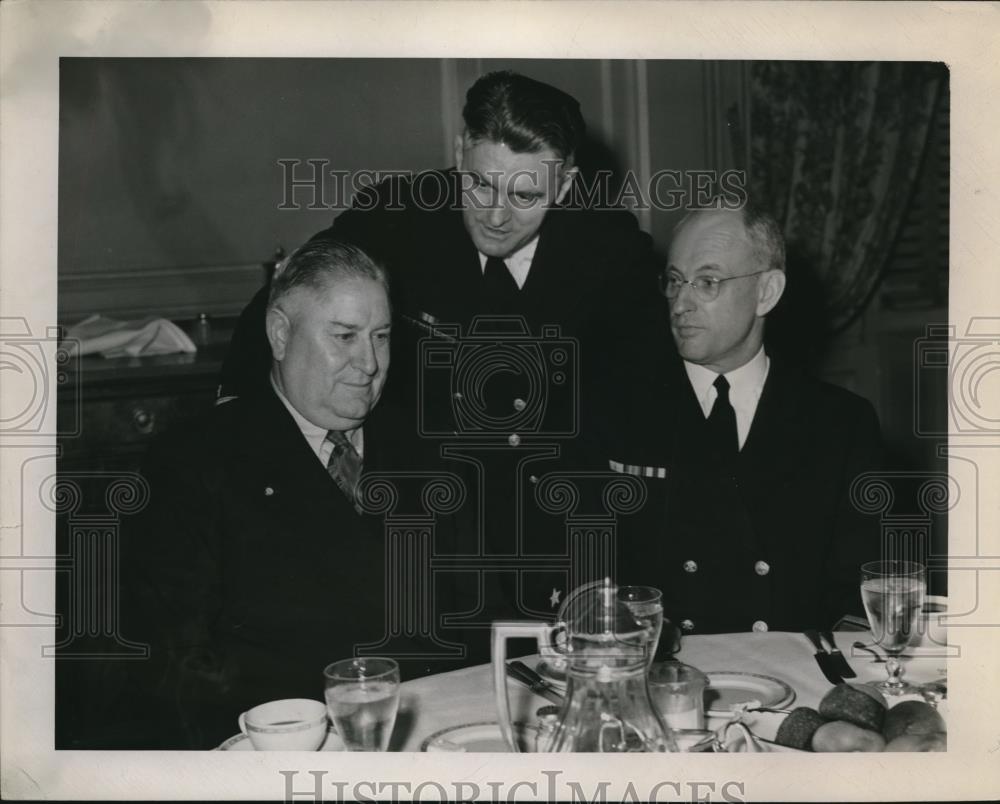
[680,619,695,632]
[752,620,768,633]
[453,392,464,401]
[683,560,698,573]
[513,398,527,412]
[264,486,275,497]
[508,433,521,447]
[529,475,539,484]
[754,560,770,576]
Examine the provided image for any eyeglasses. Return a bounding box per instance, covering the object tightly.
[662,271,768,302]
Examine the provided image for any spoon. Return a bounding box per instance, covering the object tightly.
[852,641,886,663]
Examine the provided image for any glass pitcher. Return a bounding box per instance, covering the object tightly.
[492,578,678,752]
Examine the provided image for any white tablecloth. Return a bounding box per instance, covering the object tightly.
[390,629,949,751]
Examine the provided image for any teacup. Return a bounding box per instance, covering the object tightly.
[238,698,328,751]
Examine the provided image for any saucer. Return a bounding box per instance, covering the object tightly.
[704,671,795,715]
[217,728,344,751]
[421,721,537,752]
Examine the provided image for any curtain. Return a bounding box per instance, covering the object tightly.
[749,62,944,333]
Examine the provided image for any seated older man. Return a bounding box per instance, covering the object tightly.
[614,204,883,636]
[114,239,463,749]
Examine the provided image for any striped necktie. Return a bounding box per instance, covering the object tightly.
[325,430,362,509]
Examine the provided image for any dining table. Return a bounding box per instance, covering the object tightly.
[386,623,950,752]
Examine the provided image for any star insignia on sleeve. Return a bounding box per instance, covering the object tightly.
[549,588,562,608]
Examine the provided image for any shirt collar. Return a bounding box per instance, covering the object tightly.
[683,345,769,410]
[269,374,364,458]
[477,234,540,274]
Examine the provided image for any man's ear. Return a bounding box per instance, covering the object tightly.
[756,269,787,317]
[453,134,465,170]
[555,164,578,205]
[266,305,291,361]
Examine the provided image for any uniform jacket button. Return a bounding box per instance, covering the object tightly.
[752,620,769,632]
[754,560,771,576]
[683,560,698,573]
[680,619,695,632]
[529,475,539,484]
[507,433,521,447]
[513,397,527,412]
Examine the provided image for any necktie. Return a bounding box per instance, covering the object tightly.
[483,255,520,301]
[707,374,739,455]
[326,430,363,508]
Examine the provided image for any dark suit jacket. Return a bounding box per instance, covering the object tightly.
[113,390,467,749]
[615,354,883,635]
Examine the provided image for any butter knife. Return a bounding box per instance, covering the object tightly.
[803,630,844,685]
[506,660,565,706]
[820,630,857,678]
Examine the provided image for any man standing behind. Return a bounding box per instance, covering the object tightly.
[615,205,882,635]
[116,240,445,748]
[221,70,668,457]
[221,71,670,631]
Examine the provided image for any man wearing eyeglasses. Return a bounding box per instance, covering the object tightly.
[614,204,883,635]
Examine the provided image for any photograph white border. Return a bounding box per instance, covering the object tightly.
[2,1,998,800]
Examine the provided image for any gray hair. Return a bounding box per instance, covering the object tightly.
[741,201,786,274]
[267,237,389,312]
[672,201,786,273]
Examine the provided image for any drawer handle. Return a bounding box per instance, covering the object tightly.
[131,407,156,435]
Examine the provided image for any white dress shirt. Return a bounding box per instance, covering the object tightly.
[271,375,364,465]
[477,235,539,289]
[683,346,770,451]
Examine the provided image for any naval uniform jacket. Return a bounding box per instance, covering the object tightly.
[218,170,672,645]
[614,355,883,635]
[220,169,670,458]
[114,390,465,749]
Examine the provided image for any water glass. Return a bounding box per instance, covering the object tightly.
[617,585,663,664]
[648,661,709,730]
[323,657,400,751]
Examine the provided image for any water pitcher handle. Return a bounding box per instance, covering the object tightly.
[492,621,554,752]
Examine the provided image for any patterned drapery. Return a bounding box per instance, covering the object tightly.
[749,62,944,332]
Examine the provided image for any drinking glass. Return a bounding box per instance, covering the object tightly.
[617,585,663,664]
[860,561,926,695]
[323,657,400,751]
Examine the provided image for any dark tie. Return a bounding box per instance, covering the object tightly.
[483,256,520,302]
[326,430,363,509]
[707,374,739,455]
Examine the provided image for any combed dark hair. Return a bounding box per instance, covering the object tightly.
[462,71,585,164]
[267,238,388,310]
[741,201,786,274]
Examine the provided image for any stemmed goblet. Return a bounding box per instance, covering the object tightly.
[859,561,926,695]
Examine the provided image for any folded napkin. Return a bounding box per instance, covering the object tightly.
[62,314,197,358]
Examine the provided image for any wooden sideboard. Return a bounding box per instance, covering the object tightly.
[56,318,238,473]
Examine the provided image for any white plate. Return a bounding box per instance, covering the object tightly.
[216,729,344,751]
[420,721,537,752]
[704,671,795,714]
